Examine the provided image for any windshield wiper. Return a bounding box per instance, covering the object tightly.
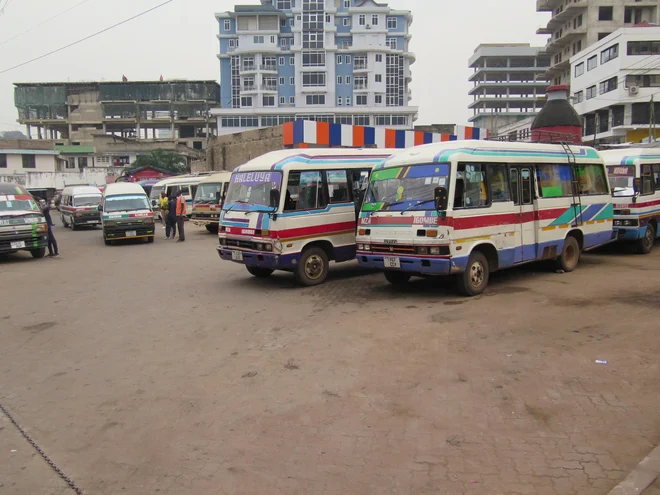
[400,199,434,215]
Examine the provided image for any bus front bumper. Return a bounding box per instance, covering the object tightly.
[357,253,463,276]
[615,226,645,241]
[217,247,298,269]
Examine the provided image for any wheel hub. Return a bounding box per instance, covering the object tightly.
[470,261,485,287]
[305,255,324,280]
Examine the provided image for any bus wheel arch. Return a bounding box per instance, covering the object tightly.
[637,220,656,254]
[295,241,332,286]
[469,242,499,272]
[456,243,496,297]
[556,232,581,272]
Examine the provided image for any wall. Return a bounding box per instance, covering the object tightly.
[205,126,284,172]
[2,154,58,174]
[0,168,123,189]
[0,139,58,150]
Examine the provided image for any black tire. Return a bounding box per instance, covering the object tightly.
[555,235,580,272]
[637,223,655,255]
[30,248,46,259]
[384,271,411,286]
[70,221,77,231]
[295,246,329,286]
[456,251,489,297]
[246,266,274,278]
[104,238,112,246]
[205,224,218,234]
[147,236,154,244]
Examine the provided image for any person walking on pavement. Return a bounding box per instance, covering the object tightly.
[40,199,59,258]
[175,189,186,242]
[159,191,168,229]
[165,189,178,240]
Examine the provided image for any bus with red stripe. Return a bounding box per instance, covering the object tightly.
[356,140,614,296]
[217,149,394,285]
[600,148,660,254]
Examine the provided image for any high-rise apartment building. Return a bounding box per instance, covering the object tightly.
[468,43,550,133]
[537,0,659,86]
[212,0,417,136]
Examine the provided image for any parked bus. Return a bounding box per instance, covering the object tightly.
[101,183,155,246]
[0,183,49,259]
[59,185,103,230]
[149,174,210,219]
[217,149,394,286]
[355,140,615,296]
[601,148,660,254]
[191,172,233,233]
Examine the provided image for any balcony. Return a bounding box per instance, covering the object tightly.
[354,62,368,71]
[545,26,587,52]
[260,64,278,72]
[260,85,278,92]
[240,64,257,74]
[354,83,369,91]
[242,85,257,93]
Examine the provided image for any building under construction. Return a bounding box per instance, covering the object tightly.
[14,80,220,150]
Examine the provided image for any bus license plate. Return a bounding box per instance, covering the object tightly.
[232,250,243,261]
[126,231,137,237]
[384,256,400,268]
[10,241,26,249]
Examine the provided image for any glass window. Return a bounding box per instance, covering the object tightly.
[224,20,231,30]
[337,96,342,105]
[521,169,532,205]
[537,164,573,197]
[284,171,327,211]
[586,85,597,99]
[598,6,613,21]
[587,55,597,71]
[574,91,584,103]
[600,44,619,64]
[263,96,275,107]
[376,54,382,63]
[642,164,654,194]
[488,164,510,202]
[653,164,660,189]
[358,14,365,25]
[371,14,378,25]
[22,155,36,169]
[327,170,350,203]
[576,164,609,195]
[343,18,351,26]
[455,164,489,209]
[387,16,397,29]
[574,62,584,77]
[628,40,660,56]
[0,154,6,168]
[356,95,367,105]
[599,76,617,94]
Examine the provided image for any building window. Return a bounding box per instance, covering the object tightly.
[289,18,294,26]
[263,96,275,107]
[279,56,285,65]
[386,38,397,49]
[345,55,351,64]
[626,74,660,88]
[574,62,584,77]
[303,32,324,49]
[599,76,618,94]
[290,96,295,104]
[573,14,583,29]
[598,6,613,21]
[303,51,325,66]
[254,36,265,44]
[66,158,76,169]
[598,32,611,41]
[0,154,5,168]
[371,14,378,25]
[336,55,342,64]
[387,16,397,29]
[302,72,326,87]
[326,14,331,23]
[344,0,350,7]
[375,54,383,63]
[572,40,582,56]
[78,157,88,168]
[358,14,365,26]
[375,74,382,83]
[356,95,367,106]
[281,18,287,27]
[574,91,583,103]
[290,77,295,85]
[587,55,597,71]
[586,85,597,100]
[346,97,351,106]
[354,75,367,89]
[337,96,343,105]
[375,94,383,104]
[346,76,351,84]
[601,44,618,64]
[280,38,287,47]
[343,18,351,26]
[224,19,231,31]
[280,96,286,105]
[628,40,660,56]
[279,77,285,85]
[290,56,295,65]
[306,94,326,105]
[337,76,343,84]
[277,0,292,8]
[241,96,253,107]
[22,155,36,169]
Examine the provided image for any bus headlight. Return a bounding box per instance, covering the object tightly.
[430,247,440,255]
[264,243,273,252]
[219,237,227,246]
[143,217,154,225]
[418,247,429,255]
[36,224,48,233]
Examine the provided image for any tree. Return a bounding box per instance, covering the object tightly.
[0,131,27,139]
[129,150,189,175]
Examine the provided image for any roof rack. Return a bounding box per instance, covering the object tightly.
[487,129,583,145]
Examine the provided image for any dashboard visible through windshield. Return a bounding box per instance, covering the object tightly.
[224,171,282,210]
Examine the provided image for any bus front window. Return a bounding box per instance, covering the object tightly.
[195,183,223,204]
[607,166,635,197]
[224,171,283,211]
[364,163,450,211]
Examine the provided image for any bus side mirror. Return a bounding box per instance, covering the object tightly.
[434,186,449,211]
[633,177,641,195]
[270,189,280,209]
[216,191,222,202]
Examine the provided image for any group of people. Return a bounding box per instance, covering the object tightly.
[159,189,186,242]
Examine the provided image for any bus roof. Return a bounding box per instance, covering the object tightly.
[62,185,102,196]
[599,148,660,166]
[199,171,233,184]
[376,140,603,170]
[234,148,397,173]
[104,183,146,197]
[152,173,211,187]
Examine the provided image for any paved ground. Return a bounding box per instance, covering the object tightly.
[0,222,659,495]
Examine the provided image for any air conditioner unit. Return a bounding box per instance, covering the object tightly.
[366,24,371,29]
[629,86,640,95]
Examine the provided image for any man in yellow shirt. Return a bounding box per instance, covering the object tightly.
[159,192,168,230]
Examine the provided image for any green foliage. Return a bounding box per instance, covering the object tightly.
[130,150,189,175]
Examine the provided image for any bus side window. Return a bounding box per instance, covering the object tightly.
[642,164,654,194]
[521,169,533,205]
[285,171,327,211]
[653,164,660,190]
[456,164,489,208]
[326,170,350,203]
[487,164,511,202]
[510,168,520,205]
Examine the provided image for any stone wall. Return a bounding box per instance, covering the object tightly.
[205,126,285,172]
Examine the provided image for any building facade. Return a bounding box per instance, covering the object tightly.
[571,26,660,144]
[213,0,417,136]
[537,0,659,86]
[468,44,550,133]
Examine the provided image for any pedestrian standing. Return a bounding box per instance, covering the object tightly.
[159,191,168,229]
[176,189,186,242]
[40,199,59,258]
[165,190,177,240]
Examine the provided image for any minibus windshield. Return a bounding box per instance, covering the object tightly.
[607,165,635,197]
[224,171,282,210]
[74,195,102,207]
[364,163,450,211]
[105,194,150,212]
[195,183,222,204]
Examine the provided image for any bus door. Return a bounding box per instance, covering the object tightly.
[350,169,372,221]
[509,166,536,262]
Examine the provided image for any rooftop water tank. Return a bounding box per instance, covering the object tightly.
[531,85,582,144]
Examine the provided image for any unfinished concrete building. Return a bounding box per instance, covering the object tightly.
[14,81,221,150]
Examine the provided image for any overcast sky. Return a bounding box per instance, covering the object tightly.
[0,0,549,133]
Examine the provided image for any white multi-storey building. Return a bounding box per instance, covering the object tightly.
[212,0,417,136]
[537,0,659,86]
[571,26,660,144]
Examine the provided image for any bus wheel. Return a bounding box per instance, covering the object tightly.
[206,224,218,234]
[70,221,77,231]
[384,271,411,286]
[296,246,329,286]
[456,251,489,297]
[247,266,274,278]
[30,248,46,259]
[637,223,655,255]
[555,235,580,272]
[61,214,67,227]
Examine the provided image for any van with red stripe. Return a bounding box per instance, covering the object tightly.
[217,149,394,285]
[600,148,660,254]
[191,172,232,233]
[59,185,102,230]
[356,140,614,296]
[0,183,49,259]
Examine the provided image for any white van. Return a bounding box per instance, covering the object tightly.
[101,183,155,246]
[59,185,103,230]
[149,174,210,219]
